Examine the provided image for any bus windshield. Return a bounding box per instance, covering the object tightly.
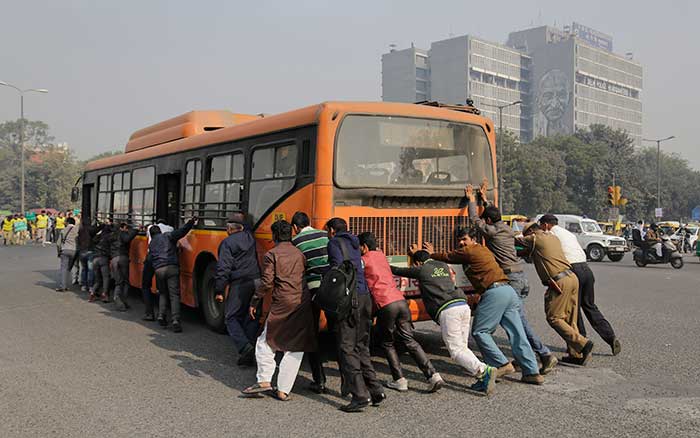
[335,115,493,189]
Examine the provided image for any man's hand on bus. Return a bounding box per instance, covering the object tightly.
[422,242,434,254]
[215,293,224,303]
[249,306,257,320]
[465,184,476,203]
[479,178,489,205]
[409,243,420,256]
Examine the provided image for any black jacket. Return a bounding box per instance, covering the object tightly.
[77,223,99,252]
[214,228,260,294]
[149,220,194,270]
[93,224,114,258]
[391,259,466,322]
[327,232,369,295]
[110,228,139,258]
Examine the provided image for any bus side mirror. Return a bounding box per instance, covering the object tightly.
[71,186,80,203]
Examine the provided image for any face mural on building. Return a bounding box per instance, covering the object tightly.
[535,69,571,136]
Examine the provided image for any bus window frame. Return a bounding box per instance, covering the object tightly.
[96,173,112,222]
[131,165,156,226]
[183,158,203,220]
[248,138,299,224]
[200,150,245,226]
[111,170,131,223]
[331,113,495,192]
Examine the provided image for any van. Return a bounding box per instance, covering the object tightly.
[535,214,629,262]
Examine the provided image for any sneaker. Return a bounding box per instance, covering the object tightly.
[580,340,595,366]
[172,321,182,333]
[100,293,110,303]
[113,297,127,312]
[496,362,516,380]
[559,355,584,365]
[237,344,256,367]
[88,293,97,302]
[80,286,87,292]
[385,377,408,392]
[427,373,444,393]
[539,354,558,375]
[142,313,155,321]
[611,339,622,356]
[470,366,496,395]
[157,317,167,327]
[521,374,544,385]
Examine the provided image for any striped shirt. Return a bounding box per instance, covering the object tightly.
[292,226,330,291]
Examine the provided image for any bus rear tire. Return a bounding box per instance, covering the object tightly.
[200,261,226,333]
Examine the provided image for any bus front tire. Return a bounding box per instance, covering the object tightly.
[200,261,226,334]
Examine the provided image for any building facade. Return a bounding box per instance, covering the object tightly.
[381,23,643,145]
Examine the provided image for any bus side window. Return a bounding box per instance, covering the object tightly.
[249,143,297,223]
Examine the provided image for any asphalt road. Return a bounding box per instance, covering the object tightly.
[1,244,699,438]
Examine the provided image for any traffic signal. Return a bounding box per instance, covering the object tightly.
[608,186,628,207]
[607,186,614,205]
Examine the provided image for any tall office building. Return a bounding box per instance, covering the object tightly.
[381,23,643,145]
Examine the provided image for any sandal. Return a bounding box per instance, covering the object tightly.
[274,391,291,401]
[242,382,273,395]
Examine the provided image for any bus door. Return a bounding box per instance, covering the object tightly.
[157,173,181,226]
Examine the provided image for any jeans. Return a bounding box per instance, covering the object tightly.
[571,262,616,346]
[438,304,485,376]
[224,279,260,353]
[334,293,382,402]
[141,255,157,315]
[507,271,552,358]
[255,323,304,394]
[79,251,94,289]
[92,256,111,294]
[59,250,76,289]
[376,299,436,381]
[305,289,326,384]
[111,255,130,305]
[156,265,181,323]
[471,285,540,376]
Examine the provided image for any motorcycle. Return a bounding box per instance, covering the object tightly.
[632,236,684,269]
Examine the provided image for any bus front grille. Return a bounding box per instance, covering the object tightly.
[349,215,468,256]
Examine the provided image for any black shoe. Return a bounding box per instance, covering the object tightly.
[113,297,127,312]
[308,381,327,394]
[560,355,584,365]
[237,344,256,367]
[611,338,622,356]
[339,399,369,413]
[172,321,182,333]
[370,392,386,406]
[580,340,594,366]
[157,317,167,327]
[142,313,155,321]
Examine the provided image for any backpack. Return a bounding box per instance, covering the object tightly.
[314,238,357,321]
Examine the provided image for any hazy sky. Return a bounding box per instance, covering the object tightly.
[1,0,698,168]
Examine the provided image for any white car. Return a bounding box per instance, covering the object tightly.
[671,226,699,252]
[535,214,629,262]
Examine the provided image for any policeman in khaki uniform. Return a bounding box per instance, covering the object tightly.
[516,223,595,366]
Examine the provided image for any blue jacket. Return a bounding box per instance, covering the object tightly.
[214,228,260,293]
[327,232,369,295]
[149,220,194,270]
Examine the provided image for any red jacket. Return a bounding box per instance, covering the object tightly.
[362,250,405,309]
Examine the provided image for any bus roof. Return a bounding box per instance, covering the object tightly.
[85,101,493,172]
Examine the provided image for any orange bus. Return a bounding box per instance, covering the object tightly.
[80,101,497,331]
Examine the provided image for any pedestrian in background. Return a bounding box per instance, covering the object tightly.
[149,217,196,333]
[214,212,261,366]
[359,231,443,393]
[291,211,330,393]
[243,220,315,401]
[13,214,28,246]
[36,210,48,245]
[56,217,78,292]
[54,212,65,243]
[326,217,385,413]
[539,214,621,357]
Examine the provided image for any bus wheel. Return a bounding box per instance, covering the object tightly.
[200,261,226,333]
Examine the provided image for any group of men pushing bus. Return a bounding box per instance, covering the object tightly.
[59,180,621,413]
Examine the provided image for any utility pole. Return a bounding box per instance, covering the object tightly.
[643,136,675,216]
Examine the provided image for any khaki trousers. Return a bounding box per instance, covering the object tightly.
[544,273,588,358]
[2,230,12,244]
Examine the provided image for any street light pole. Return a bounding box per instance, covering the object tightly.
[642,136,675,215]
[0,81,49,213]
[480,100,522,211]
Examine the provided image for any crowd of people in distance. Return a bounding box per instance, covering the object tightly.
[2,210,78,247]
[26,179,622,413]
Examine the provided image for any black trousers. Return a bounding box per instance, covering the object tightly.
[156,265,181,323]
[305,293,326,384]
[334,293,382,402]
[224,279,260,352]
[92,256,111,294]
[377,300,435,381]
[571,262,616,346]
[111,255,130,304]
[141,255,158,315]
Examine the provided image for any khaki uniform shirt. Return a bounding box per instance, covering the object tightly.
[516,230,572,285]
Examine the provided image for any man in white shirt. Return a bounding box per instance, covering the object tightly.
[539,214,621,358]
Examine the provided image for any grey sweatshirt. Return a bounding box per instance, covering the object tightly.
[468,201,523,273]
